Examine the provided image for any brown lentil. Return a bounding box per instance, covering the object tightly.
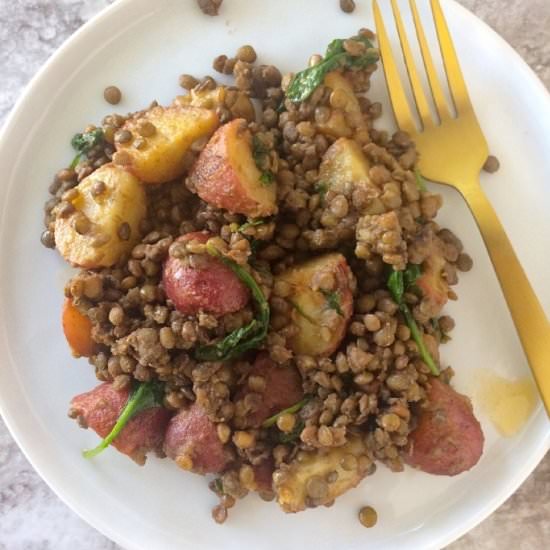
[103,85,122,105]
[358,506,378,528]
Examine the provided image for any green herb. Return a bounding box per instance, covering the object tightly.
[286,36,379,103]
[70,128,104,169]
[321,289,343,316]
[314,181,329,203]
[239,219,267,233]
[83,380,164,459]
[387,267,440,376]
[279,419,305,443]
[414,169,428,192]
[259,171,274,185]
[194,247,270,362]
[214,478,224,494]
[252,135,274,185]
[261,397,311,428]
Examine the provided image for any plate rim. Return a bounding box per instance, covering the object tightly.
[0,1,548,549]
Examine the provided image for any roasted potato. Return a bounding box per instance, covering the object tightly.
[174,86,255,122]
[189,119,277,217]
[319,138,371,191]
[164,403,232,475]
[115,105,219,184]
[274,253,354,356]
[54,163,146,268]
[162,231,250,316]
[69,383,171,465]
[274,436,369,512]
[237,352,304,428]
[405,379,484,475]
[416,253,449,316]
[62,298,96,357]
[317,72,367,139]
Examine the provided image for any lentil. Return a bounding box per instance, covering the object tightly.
[103,85,122,105]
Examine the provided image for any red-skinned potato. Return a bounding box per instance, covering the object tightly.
[164,403,232,475]
[69,383,171,465]
[189,119,277,217]
[162,231,250,316]
[62,298,96,357]
[238,352,304,428]
[115,105,219,184]
[405,379,484,476]
[274,253,355,357]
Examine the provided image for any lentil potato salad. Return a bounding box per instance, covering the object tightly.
[41,30,484,524]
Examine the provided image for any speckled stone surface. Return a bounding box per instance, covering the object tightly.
[0,1,548,549]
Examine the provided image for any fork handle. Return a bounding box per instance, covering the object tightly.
[463,183,550,416]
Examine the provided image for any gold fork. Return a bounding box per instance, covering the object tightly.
[373,0,550,415]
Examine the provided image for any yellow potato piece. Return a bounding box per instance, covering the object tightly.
[54,163,146,268]
[320,137,371,191]
[174,87,226,110]
[274,436,369,513]
[275,253,354,357]
[116,105,219,184]
[174,86,255,122]
[318,72,367,139]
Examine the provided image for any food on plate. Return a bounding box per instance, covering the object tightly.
[114,105,219,184]
[405,379,484,475]
[68,382,171,465]
[189,119,278,217]
[163,231,250,316]
[62,298,97,357]
[41,29,483,524]
[53,163,146,268]
[273,253,354,357]
[164,402,232,474]
[273,435,370,512]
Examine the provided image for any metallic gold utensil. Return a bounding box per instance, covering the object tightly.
[373,0,550,415]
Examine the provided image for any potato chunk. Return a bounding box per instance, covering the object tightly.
[174,86,255,122]
[317,72,367,139]
[115,105,218,184]
[274,253,354,357]
[162,232,250,316]
[190,119,277,217]
[320,138,371,191]
[405,379,484,475]
[54,163,146,268]
[274,436,369,512]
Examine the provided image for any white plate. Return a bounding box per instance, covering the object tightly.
[0,0,548,548]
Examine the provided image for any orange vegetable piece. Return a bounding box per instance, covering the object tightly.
[62,298,96,357]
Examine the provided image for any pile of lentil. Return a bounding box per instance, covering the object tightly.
[42,31,474,525]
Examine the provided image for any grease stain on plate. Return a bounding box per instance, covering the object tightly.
[475,369,536,437]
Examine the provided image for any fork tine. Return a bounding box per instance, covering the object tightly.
[389,0,433,129]
[373,0,417,135]
[409,0,451,120]
[430,0,471,113]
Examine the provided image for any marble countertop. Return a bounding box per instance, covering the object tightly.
[0,0,548,548]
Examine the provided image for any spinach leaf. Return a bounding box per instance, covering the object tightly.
[321,289,343,316]
[194,247,270,361]
[414,169,428,192]
[286,35,379,103]
[279,419,305,443]
[83,380,164,459]
[70,128,104,169]
[314,181,329,204]
[238,218,267,233]
[261,397,310,428]
[252,135,275,185]
[387,267,440,376]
